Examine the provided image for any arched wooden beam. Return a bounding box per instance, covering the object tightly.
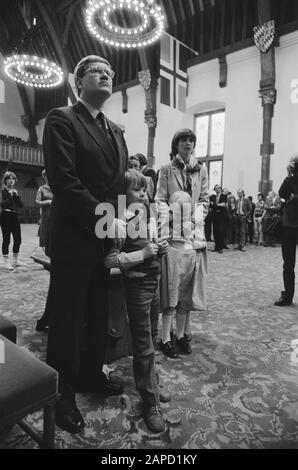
[63,4,77,48]
[33,0,76,104]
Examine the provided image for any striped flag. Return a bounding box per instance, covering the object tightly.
[160,34,189,112]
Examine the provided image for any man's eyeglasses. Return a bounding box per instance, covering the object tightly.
[84,66,115,79]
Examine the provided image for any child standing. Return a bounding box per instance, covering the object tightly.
[159,190,207,359]
[0,171,24,270]
[104,169,168,433]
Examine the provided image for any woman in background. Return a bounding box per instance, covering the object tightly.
[36,169,53,251]
[0,171,24,270]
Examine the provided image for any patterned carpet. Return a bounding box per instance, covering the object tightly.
[0,225,298,449]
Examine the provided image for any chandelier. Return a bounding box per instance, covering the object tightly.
[85,0,164,48]
[4,54,64,88]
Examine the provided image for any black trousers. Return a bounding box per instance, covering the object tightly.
[281,227,298,301]
[213,211,225,251]
[46,258,109,402]
[0,211,21,255]
[204,212,212,241]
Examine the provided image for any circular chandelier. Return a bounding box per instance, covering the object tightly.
[85,0,165,48]
[4,54,64,88]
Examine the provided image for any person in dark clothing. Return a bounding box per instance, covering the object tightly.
[104,169,169,433]
[274,154,298,306]
[209,185,227,253]
[43,55,128,434]
[0,171,24,270]
[247,196,255,244]
[137,153,158,191]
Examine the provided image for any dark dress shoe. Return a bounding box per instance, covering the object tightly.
[35,318,49,332]
[55,403,85,434]
[274,292,292,307]
[177,335,192,354]
[77,374,124,395]
[101,377,124,396]
[160,341,178,359]
[218,249,224,254]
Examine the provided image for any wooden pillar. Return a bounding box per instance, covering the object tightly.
[257,0,276,196]
[138,50,157,167]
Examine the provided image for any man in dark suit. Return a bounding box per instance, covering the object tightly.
[235,189,251,252]
[209,185,227,253]
[43,55,128,434]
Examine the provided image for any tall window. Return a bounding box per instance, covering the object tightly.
[195,110,225,191]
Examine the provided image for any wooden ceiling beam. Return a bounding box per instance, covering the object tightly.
[56,0,83,14]
[175,0,186,23]
[230,0,236,44]
[185,0,196,17]
[209,3,215,51]
[242,0,248,40]
[33,0,76,103]
[220,0,226,48]
[0,16,10,54]
[63,3,77,47]
[163,0,177,27]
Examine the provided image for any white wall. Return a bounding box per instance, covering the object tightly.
[105,85,148,157]
[187,49,262,197]
[186,31,298,197]
[0,53,28,140]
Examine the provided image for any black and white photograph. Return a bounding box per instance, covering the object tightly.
[0,0,298,454]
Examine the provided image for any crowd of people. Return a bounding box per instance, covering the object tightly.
[0,54,297,438]
[206,186,283,252]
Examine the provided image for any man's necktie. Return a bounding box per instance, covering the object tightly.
[96,112,117,151]
[96,111,108,135]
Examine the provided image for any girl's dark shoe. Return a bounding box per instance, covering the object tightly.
[160,340,178,359]
[177,335,192,354]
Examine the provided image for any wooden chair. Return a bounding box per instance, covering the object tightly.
[0,334,58,448]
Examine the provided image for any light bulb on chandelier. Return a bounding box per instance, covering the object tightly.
[4,54,64,88]
[85,0,164,48]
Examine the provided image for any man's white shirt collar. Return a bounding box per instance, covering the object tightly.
[78,98,105,120]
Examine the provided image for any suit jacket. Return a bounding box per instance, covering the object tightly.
[43,101,128,262]
[279,175,298,227]
[209,193,227,217]
[155,160,209,220]
[235,197,251,220]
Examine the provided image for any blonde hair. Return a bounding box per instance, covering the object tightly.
[3,171,17,187]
